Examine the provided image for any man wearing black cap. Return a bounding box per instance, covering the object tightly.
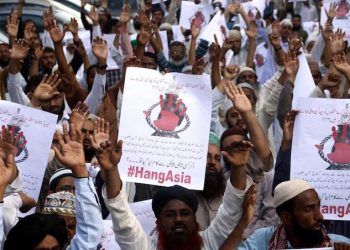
[97,137,254,250]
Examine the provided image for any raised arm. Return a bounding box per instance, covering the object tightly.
[224,83,273,170]
[53,123,103,250]
[188,20,201,65]
[245,20,258,68]
[96,140,150,249]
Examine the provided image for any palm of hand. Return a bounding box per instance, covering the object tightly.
[92,133,109,149]
[49,27,64,43]
[285,61,299,76]
[35,84,56,100]
[246,28,257,39]
[331,39,344,54]
[98,148,120,170]
[11,45,28,60]
[7,24,18,37]
[138,33,150,45]
[120,11,130,23]
[233,94,252,113]
[0,158,13,187]
[334,62,350,73]
[227,149,250,167]
[70,113,86,131]
[68,22,78,34]
[0,141,17,159]
[89,12,99,23]
[92,44,108,60]
[60,141,85,167]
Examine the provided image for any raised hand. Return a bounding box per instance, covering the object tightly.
[226,3,240,15]
[332,53,350,74]
[271,20,281,34]
[6,11,19,38]
[92,36,108,60]
[65,18,79,35]
[288,35,302,53]
[191,19,201,39]
[269,32,281,49]
[223,65,240,80]
[123,56,141,73]
[89,118,109,150]
[33,74,61,101]
[87,6,99,26]
[209,35,221,59]
[284,51,299,83]
[325,2,338,22]
[319,72,342,91]
[10,39,29,60]
[120,4,131,23]
[222,140,254,167]
[24,22,36,43]
[42,7,54,30]
[32,40,43,60]
[70,101,89,131]
[245,20,258,40]
[224,82,252,113]
[96,140,123,171]
[330,29,346,55]
[321,22,334,41]
[241,184,257,224]
[281,110,299,150]
[137,30,151,46]
[53,123,88,177]
[48,19,66,43]
[73,39,87,57]
[0,126,24,188]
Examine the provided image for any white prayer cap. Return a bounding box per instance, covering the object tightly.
[223,98,233,116]
[280,19,292,27]
[159,23,172,31]
[229,29,242,40]
[237,82,257,99]
[274,179,314,208]
[238,66,256,77]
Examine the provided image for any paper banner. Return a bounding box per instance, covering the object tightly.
[0,101,57,212]
[118,67,212,190]
[292,52,316,109]
[199,11,228,46]
[179,1,213,30]
[292,97,350,220]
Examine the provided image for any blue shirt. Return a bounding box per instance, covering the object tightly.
[237,226,350,250]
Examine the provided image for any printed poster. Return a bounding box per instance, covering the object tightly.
[179,1,213,30]
[291,97,350,220]
[118,67,212,190]
[0,101,57,205]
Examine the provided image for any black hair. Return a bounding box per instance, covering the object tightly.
[144,52,157,61]
[25,74,44,94]
[170,41,185,48]
[4,213,68,250]
[276,197,296,215]
[292,14,302,20]
[43,47,55,54]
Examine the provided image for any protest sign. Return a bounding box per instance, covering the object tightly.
[199,11,228,46]
[159,30,169,60]
[321,0,350,41]
[292,97,350,220]
[292,52,315,108]
[99,199,155,249]
[179,1,212,30]
[0,101,57,207]
[118,67,212,190]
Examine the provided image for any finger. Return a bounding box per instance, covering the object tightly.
[53,146,64,161]
[115,140,123,154]
[214,34,219,45]
[76,126,83,143]
[69,123,77,142]
[56,131,65,149]
[97,118,101,133]
[104,121,109,134]
[63,123,70,143]
[5,153,15,169]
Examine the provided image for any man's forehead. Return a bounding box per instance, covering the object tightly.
[294,189,320,207]
[162,199,192,212]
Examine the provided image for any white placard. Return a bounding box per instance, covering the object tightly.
[118,67,212,190]
[292,97,350,220]
[159,30,169,60]
[292,52,316,109]
[63,30,91,53]
[179,1,213,30]
[0,101,57,204]
[199,11,228,46]
[99,199,156,249]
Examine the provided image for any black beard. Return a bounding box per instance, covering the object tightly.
[84,147,95,163]
[292,216,325,248]
[198,169,225,201]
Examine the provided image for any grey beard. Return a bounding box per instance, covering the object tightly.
[169,56,188,67]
